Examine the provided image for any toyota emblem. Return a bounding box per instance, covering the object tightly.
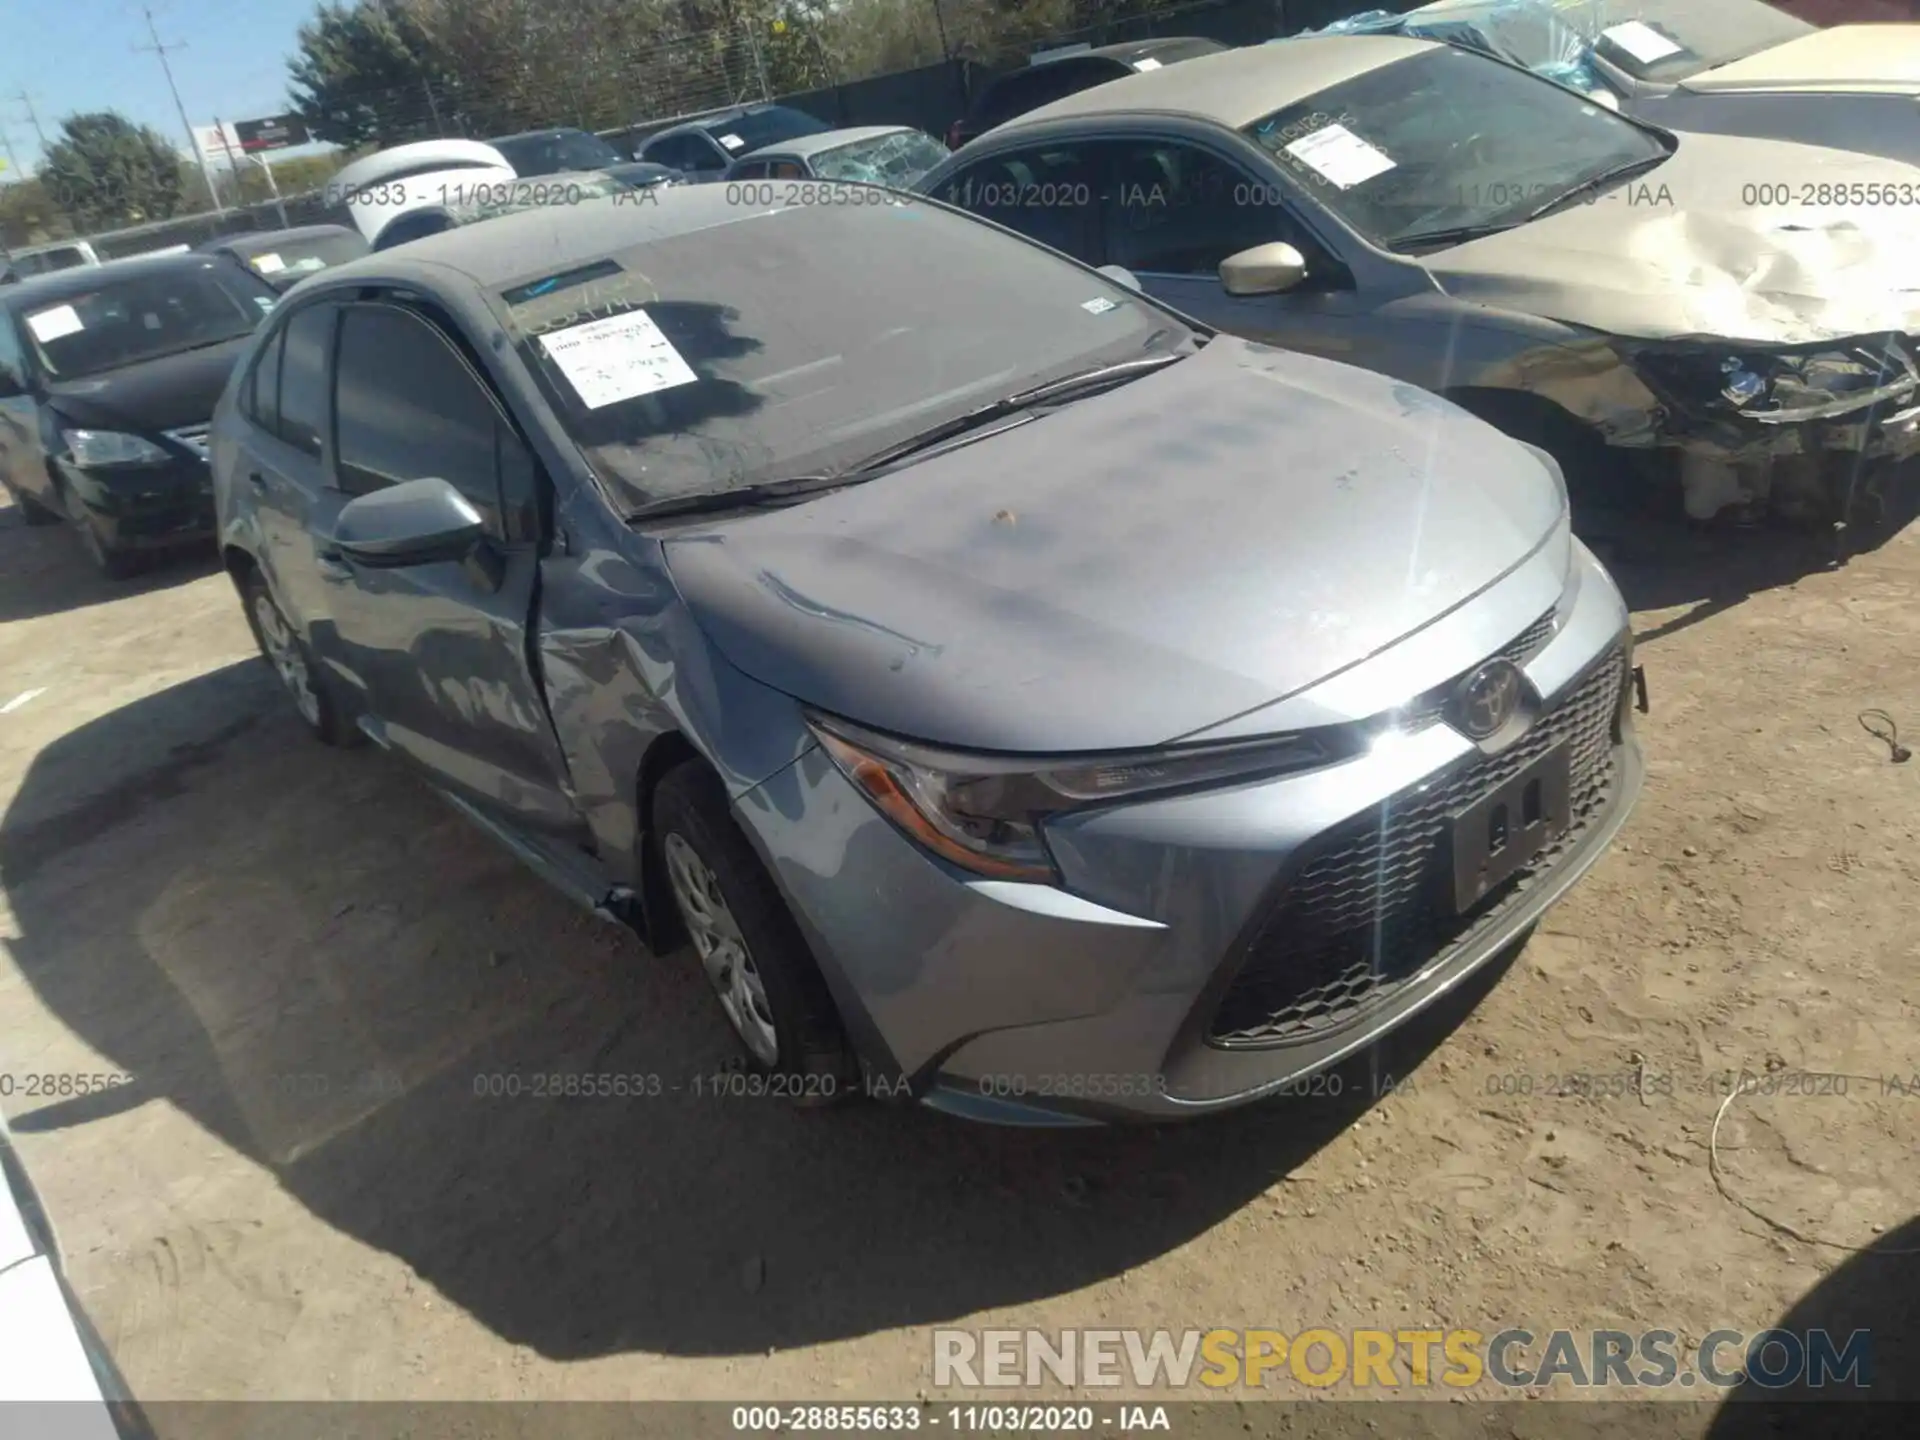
[1453,659,1525,741]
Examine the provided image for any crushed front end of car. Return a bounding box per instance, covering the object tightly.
[1610,331,1920,533]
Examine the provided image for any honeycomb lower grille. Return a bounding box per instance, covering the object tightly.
[1208,644,1627,1047]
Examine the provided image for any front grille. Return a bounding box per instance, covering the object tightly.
[166,424,211,461]
[1208,643,1627,1047]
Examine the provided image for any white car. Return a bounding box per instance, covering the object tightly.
[1311,0,1920,166]
[326,138,520,248]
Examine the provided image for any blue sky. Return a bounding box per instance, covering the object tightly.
[1,0,323,176]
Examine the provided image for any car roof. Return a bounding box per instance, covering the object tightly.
[205,224,361,253]
[308,185,813,291]
[0,252,234,309]
[1050,36,1224,65]
[739,124,911,160]
[1002,34,1441,132]
[490,126,599,142]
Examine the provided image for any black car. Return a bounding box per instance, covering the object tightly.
[635,105,830,182]
[0,253,277,576]
[489,126,685,191]
[200,224,371,292]
[946,37,1228,150]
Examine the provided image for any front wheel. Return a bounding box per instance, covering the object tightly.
[3,480,61,527]
[241,567,361,747]
[653,761,856,1102]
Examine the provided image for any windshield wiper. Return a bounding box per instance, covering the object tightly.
[840,353,1185,479]
[625,472,852,522]
[1523,152,1672,223]
[1389,222,1521,253]
[625,353,1185,523]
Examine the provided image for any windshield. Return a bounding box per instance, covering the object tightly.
[20,262,272,379]
[1569,0,1814,83]
[494,130,624,177]
[498,192,1190,509]
[1245,46,1669,249]
[245,232,369,283]
[808,131,951,186]
[704,106,829,156]
[450,172,631,226]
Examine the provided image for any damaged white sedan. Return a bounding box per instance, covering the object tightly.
[916,35,1920,539]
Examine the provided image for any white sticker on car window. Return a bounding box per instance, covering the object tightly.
[537,308,699,409]
[1081,297,1119,314]
[26,304,83,342]
[1283,123,1396,189]
[253,252,285,274]
[1602,20,1684,64]
[1133,57,1162,71]
[718,133,745,150]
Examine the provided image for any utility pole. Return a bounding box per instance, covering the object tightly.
[134,4,224,214]
[11,91,50,153]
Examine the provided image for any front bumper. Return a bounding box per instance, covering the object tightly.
[57,458,217,552]
[735,543,1643,1124]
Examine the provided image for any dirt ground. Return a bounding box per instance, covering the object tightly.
[0,492,1915,1421]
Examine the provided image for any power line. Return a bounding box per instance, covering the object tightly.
[133,3,224,213]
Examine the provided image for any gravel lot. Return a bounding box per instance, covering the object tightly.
[1,494,1915,1424]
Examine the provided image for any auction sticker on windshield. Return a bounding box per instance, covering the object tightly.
[1283,123,1395,190]
[26,305,83,343]
[718,134,745,151]
[254,253,286,274]
[1602,20,1684,65]
[537,308,698,409]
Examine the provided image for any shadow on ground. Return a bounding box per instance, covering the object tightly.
[1574,457,1920,647]
[1702,1213,1918,1436]
[0,499,218,625]
[0,661,1519,1361]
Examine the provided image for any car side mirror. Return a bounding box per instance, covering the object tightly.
[1096,264,1142,292]
[1220,242,1308,297]
[334,476,486,569]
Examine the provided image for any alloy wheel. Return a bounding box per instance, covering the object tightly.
[663,830,780,1065]
[253,590,322,728]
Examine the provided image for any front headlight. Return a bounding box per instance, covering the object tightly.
[1619,337,1919,423]
[807,712,1332,883]
[62,428,171,468]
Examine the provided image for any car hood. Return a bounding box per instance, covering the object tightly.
[663,337,1566,753]
[42,335,253,435]
[1421,130,1920,343]
[1681,25,1920,95]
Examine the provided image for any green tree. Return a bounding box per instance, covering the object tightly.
[38,113,190,231]
[289,0,457,149]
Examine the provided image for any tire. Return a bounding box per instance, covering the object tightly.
[653,760,857,1102]
[70,509,141,579]
[240,566,362,747]
[4,481,61,527]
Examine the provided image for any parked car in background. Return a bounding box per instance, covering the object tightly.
[722,125,950,186]
[200,224,371,291]
[917,36,1920,534]
[0,253,277,575]
[1308,0,1920,165]
[327,138,519,248]
[635,104,830,182]
[211,183,1641,1124]
[945,37,1228,150]
[488,126,686,191]
[1,240,102,286]
[368,170,637,250]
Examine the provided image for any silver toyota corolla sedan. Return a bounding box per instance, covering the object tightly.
[209,184,1644,1124]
